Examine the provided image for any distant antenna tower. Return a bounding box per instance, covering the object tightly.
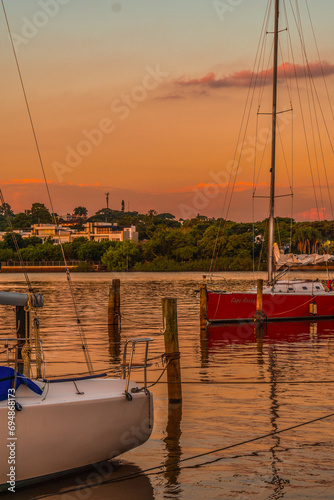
[105,192,110,209]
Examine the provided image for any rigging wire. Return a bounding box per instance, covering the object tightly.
[1,0,93,374]
[305,0,334,121]
[295,2,325,216]
[284,1,319,220]
[298,2,334,220]
[209,0,273,273]
[288,0,334,216]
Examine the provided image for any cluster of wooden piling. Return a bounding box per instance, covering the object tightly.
[108,280,183,403]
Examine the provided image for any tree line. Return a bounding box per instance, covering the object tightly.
[0,202,333,271]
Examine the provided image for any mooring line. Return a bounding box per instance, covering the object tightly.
[34,411,334,498]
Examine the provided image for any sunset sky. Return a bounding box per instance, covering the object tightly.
[0,0,333,220]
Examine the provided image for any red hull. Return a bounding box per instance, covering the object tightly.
[207,291,334,323]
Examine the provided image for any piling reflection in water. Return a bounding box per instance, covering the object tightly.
[108,322,121,364]
[255,322,265,366]
[204,318,330,498]
[267,346,289,497]
[164,403,183,497]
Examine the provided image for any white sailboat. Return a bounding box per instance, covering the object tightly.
[0,1,154,492]
[0,289,154,491]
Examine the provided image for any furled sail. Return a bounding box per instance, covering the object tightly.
[275,247,334,269]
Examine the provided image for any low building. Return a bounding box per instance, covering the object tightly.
[31,224,72,243]
[1,222,139,245]
[0,230,31,241]
[73,222,138,243]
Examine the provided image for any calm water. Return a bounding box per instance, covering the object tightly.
[0,271,333,499]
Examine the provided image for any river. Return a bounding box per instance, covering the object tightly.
[0,271,333,499]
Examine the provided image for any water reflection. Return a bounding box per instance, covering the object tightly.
[267,346,289,498]
[255,322,265,367]
[206,319,334,348]
[0,462,154,500]
[1,274,333,498]
[199,326,209,367]
[164,403,183,498]
[108,323,121,364]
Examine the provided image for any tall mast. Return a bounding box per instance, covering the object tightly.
[268,0,280,284]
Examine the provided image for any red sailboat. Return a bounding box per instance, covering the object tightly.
[206,0,334,324]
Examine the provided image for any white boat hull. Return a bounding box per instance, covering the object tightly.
[0,378,153,490]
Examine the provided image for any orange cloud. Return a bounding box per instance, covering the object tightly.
[177,61,334,88]
[1,178,46,185]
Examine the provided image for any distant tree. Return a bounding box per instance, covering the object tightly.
[101,241,140,271]
[0,248,15,262]
[23,236,43,247]
[294,226,320,254]
[0,203,14,217]
[3,232,25,250]
[157,213,175,220]
[11,212,32,229]
[73,206,88,217]
[77,241,105,262]
[0,217,8,231]
[121,200,125,212]
[30,203,52,224]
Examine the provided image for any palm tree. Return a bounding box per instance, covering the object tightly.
[294,226,321,254]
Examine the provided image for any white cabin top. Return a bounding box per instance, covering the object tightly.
[264,280,326,294]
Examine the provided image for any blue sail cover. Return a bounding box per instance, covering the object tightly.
[0,366,43,401]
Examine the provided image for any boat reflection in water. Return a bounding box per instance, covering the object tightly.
[0,462,154,500]
[206,320,331,348]
[205,319,332,497]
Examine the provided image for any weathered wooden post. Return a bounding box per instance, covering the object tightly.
[108,279,121,362]
[162,298,182,404]
[199,283,207,331]
[199,283,208,365]
[256,279,263,312]
[16,306,29,375]
[108,279,121,329]
[254,279,265,323]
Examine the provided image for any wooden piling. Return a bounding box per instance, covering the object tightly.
[254,279,265,323]
[162,298,182,404]
[16,305,29,374]
[199,283,207,331]
[256,279,263,312]
[108,279,121,329]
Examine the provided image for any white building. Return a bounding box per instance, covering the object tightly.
[31,224,72,243]
[1,223,139,245]
[74,222,138,243]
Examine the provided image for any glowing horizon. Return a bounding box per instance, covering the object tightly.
[1,0,333,222]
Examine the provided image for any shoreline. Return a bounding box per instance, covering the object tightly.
[1,266,334,274]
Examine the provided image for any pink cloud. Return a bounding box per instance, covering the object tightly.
[177,61,334,88]
[295,207,326,221]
